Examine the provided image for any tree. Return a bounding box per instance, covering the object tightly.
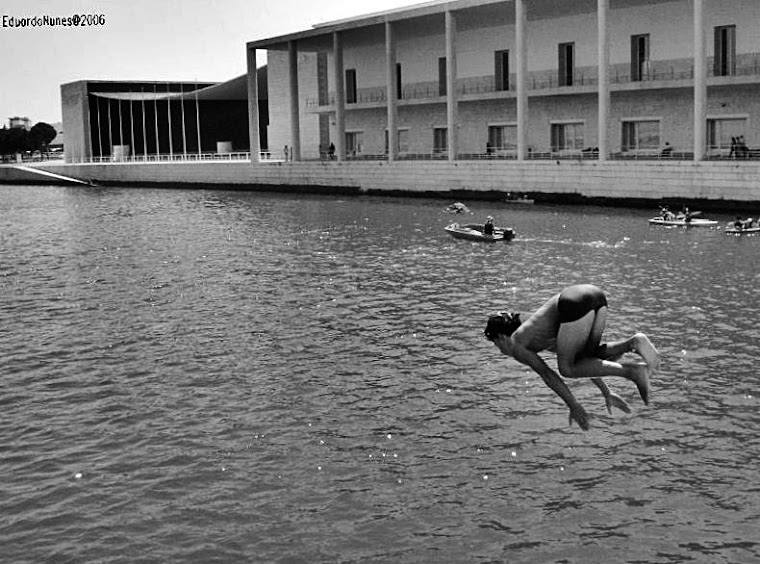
[30,122,57,152]
[0,127,32,156]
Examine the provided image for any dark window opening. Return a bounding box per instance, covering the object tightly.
[346,69,357,104]
[495,50,510,92]
[714,25,736,77]
[631,34,650,81]
[558,42,574,87]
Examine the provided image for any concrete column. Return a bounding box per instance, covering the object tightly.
[288,41,301,161]
[248,49,261,163]
[597,0,609,161]
[246,46,260,162]
[385,21,398,162]
[333,31,346,162]
[81,86,93,162]
[166,88,172,157]
[515,0,528,160]
[445,10,458,161]
[693,0,706,161]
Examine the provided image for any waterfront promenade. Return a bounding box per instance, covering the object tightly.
[2,158,760,211]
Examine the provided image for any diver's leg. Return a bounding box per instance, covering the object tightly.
[557,312,651,404]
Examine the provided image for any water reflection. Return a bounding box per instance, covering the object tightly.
[1,185,758,563]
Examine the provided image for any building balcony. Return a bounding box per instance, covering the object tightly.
[305,53,760,112]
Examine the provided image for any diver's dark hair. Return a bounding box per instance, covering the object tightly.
[484,312,521,341]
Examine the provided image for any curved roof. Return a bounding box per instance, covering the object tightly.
[90,74,249,101]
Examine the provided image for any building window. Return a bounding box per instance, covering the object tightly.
[707,117,745,150]
[433,127,447,154]
[488,124,516,151]
[317,52,329,106]
[345,131,363,156]
[622,120,660,151]
[346,69,357,104]
[319,114,330,155]
[385,128,409,154]
[396,63,403,100]
[438,57,447,96]
[551,122,584,151]
[631,34,650,81]
[714,25,736,77]
[398,129,409,153]
[558,42,574,87]
[494,50,509,92]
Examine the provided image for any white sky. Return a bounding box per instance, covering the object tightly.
[0,0,421,124]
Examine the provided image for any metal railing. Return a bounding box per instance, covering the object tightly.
[1,151,64,164]
[305,53,760,108]
[66,151,258,164]
[295,148,760,163]
[53,147,760,166]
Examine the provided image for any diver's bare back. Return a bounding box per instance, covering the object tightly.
[513,293,560,353]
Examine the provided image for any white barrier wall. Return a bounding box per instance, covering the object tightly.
[30,160,760,203]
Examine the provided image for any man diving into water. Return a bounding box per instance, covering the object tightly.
[484,284,660,430]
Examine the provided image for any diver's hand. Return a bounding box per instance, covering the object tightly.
[605,392,632,414]
[568,403,590,431]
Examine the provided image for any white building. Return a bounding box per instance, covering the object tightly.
[247,0,760,163]
[8,116,32,130]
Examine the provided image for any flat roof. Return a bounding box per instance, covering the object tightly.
[247,0,679,50]
[247,0,508,50]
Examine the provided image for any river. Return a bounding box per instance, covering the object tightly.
[1,185,758,563]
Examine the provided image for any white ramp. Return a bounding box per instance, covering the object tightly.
[13,165,94,186]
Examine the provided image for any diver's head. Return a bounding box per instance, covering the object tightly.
[484,312,522,341]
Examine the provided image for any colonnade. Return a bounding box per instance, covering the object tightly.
[90,85,203,159]
[247,0,708,163]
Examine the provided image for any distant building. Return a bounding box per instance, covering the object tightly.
[246,0,760,162]
[49,122,65,153]
[61,71,268,162]
[8,116,31,130]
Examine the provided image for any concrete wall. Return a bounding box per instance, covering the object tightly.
[265,0,760,160]
[318,0,760,88]
[0,165,60,184]
[23,160,760,207]
[272,82,760,158]
[266,50,290,156]
[61,81,91,163]
[267,49,322,159]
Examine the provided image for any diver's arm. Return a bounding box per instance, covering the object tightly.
[511,342,590,430]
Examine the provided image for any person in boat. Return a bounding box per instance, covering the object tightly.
[675,206,694,223]
[446,202,469,214]
[659,206,675,221]
[484,284,660,430]
[733,216,753,230]
[483,216,495,235]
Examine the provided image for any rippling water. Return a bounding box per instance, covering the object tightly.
[1,185,758,563]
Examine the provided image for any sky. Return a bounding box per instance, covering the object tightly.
[0,0,422,124]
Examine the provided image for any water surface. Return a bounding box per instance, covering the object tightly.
[1,185,758,563]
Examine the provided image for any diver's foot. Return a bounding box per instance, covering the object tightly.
[633,333,660,371]
[632,363,651,406]
[606,392,632,414]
